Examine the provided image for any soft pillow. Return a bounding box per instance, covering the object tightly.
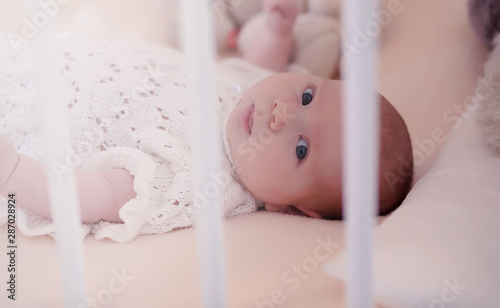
[324,109,500,307]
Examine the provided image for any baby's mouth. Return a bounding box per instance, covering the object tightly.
[242,103,254,135]
[248,105,254,134]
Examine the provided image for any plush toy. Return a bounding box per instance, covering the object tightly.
[214,0,342,78]
[468,0,500,155]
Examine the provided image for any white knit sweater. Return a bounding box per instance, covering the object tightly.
[0,40,272,242]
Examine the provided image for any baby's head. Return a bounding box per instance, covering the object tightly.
[225,73,413,219]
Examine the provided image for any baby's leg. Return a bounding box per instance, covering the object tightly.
[243,0,299,72]
[0,135,135,223]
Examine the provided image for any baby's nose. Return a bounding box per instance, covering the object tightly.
[269,99,295,132]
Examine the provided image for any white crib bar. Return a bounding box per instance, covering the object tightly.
[34,21,87,308]
[341,0,380,307]
[181,0,228,307]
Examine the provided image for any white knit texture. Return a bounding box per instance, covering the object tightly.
[0,41,271,242]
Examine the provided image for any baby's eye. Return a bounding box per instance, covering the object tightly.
[296,136,308,162]
[302,88,314,106]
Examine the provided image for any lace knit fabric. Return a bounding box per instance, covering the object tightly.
[0,40,271,242]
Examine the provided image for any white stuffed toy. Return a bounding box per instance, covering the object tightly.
[213,0,342,78]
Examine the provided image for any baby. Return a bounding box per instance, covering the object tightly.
[0,0,412,241]
[229,0,411,217]
[226,72,413,219]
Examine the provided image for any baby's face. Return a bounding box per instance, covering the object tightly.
[226,73,343,219]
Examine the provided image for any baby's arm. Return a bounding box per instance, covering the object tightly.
[0,136,135,223]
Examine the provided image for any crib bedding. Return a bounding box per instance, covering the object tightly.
[326,108,500,307]
[0,0,497,307]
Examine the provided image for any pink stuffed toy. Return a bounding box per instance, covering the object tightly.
[214,0,342,78]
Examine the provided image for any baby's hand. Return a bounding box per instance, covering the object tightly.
[263,0,299,36]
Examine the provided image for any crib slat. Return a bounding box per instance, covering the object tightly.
[341,0,380,307]
[180,0,228,307]
[33,19,87,308]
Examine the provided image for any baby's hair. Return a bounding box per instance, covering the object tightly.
[378,95,414,215]
[306,93,413,220]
